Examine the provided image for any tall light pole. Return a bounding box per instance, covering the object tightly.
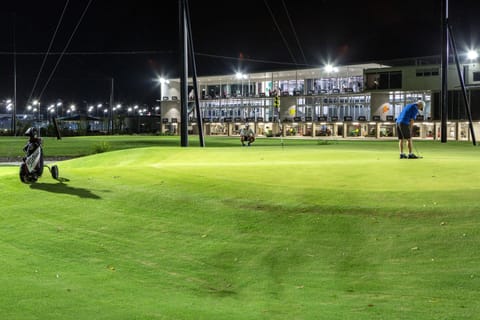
[32,100,40,124]
[179,0,189,146]
[445,15,477,146]
[109,78,114,135]
[440,0,449,143]
[96,103,102,117]
[178,0,204,147]
[12,13,17,136]
[56,101,63,117]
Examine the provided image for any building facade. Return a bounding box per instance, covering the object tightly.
[159,57,480,141]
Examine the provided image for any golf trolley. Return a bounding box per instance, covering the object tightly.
[19,127,59,183]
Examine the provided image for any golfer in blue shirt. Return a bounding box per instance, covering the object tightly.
[396,100,425,159]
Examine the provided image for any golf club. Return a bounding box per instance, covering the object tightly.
[413,142,424,159]
[409,127,423,159]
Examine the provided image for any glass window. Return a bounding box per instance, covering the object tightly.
[473,71,480,82]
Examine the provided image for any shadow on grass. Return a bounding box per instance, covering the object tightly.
[29,178,101,199]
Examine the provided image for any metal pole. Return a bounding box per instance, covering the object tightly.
[12,13,17,136]
[179,0,189,147]
[109,78,114,134]
[440,0,449,143]
[185,0,205,147]
[448,24,477,145]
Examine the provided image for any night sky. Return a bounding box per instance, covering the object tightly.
[0,0,479,109]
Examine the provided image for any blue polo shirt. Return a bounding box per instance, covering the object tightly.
[396,103,419,125]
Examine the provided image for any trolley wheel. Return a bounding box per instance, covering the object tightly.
[51,165,59,180]
[19,163,28,183]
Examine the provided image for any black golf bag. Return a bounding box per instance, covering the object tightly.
[19,127,59,183]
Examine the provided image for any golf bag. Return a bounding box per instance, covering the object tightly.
[19,127,59,183]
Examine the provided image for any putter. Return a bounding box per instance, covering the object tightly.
[409,128,423,159]
[413,143,424,158]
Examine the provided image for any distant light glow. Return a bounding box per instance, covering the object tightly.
[324,64,339,73]
[235,72,247,79]
[159,77,169,84]
[467,50,478,60]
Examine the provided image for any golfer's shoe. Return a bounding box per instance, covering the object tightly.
[408,153,419,159]
[248,142,251,146]
[400,153,407,159]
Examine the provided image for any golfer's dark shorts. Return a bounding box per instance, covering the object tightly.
[397,123,411,139]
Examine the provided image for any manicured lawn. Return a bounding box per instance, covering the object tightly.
[1,136,479,319]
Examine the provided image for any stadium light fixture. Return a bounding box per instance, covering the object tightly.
[324,64,339,73]
[467,49,478,61]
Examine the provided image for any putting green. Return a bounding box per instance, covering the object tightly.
[0,139,479,319]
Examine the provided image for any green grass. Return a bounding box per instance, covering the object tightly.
[1,136,479,319]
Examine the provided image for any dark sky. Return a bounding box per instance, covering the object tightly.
[1,0,479,108]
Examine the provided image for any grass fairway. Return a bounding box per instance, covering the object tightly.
[1,137,479,319]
